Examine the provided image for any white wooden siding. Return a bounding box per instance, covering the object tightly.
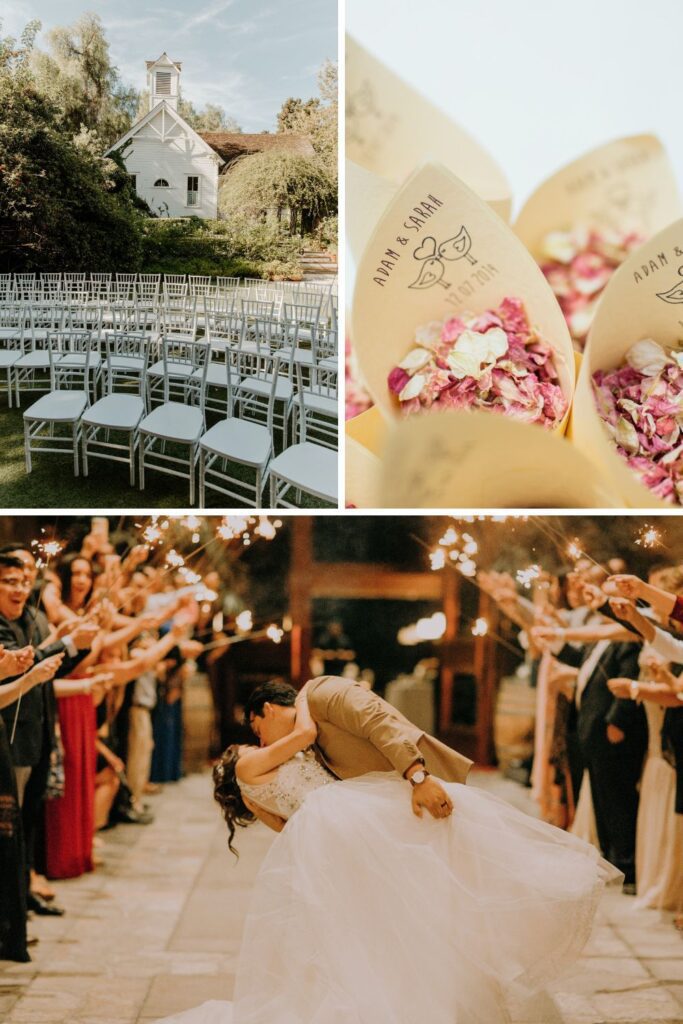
[124,109,219,219]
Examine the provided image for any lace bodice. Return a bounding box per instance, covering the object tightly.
[238,748,335,819]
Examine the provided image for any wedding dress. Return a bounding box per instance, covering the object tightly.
[159,750,621,1024]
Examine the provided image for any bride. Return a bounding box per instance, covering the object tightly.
[160,682,621,1024]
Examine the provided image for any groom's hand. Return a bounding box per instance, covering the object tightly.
[411,777,453,820]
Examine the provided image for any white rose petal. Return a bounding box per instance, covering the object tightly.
[451,327,508,376]
[625,338,670,376]
[481,327,509,360]
[446,350,480,379]
[542,231,576,264]
[615,416,640,454]
[398,348,432,375]
[398,373,426,401]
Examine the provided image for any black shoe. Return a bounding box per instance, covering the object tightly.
[115,807,155,825]
[622,882,637,896]
[27,892,65,916]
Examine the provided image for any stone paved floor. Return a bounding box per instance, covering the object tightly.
[0,771,681,1024]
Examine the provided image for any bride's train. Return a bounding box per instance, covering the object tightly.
[160,773,621,1024]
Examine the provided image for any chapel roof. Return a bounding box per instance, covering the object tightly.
[199,132,315,168]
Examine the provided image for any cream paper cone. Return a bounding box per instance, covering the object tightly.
[346,160,398,263]
[378,410,620,509]
[573,218,683,508]
[351,162,575,430]
[345,407,386,508]
[346,34,511,256]
[515,135,682,256]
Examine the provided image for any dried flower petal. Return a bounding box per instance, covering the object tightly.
[625,338,670,376]
[592,337,683,504]
[540,225,643,349]
[387,298,567,429]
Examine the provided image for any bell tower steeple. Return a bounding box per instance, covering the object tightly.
[146,53,182,112]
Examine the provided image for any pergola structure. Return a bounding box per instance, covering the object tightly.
[287,518,500,765]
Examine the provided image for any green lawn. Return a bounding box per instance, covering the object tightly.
[0,391,335,509]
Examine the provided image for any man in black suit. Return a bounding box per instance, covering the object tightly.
[555,634,647,889]
[0,551,97,918]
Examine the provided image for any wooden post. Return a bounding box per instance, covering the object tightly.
[289,518,313,688]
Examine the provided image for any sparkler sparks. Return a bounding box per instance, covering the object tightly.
[235,610,253,632]
[635,524,663,550]
[429,549,446,571]
[566,539,583,562]
[165,549,185,569]
[266,624,284,644]
[516,565,541,589]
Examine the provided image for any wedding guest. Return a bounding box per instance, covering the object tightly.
[0,651,65,960]
[0,552,97,918]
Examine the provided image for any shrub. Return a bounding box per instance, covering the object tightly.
[140,217,303,276]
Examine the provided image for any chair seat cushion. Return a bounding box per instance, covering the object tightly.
[109,355,145,371]
[82,394,145,430]
[15,351,50,368]
[148,359,193,378]
[191,362,229,387]
[300,392,338,416]
[139,401,204,442]
[270,442,337,501]
[237,376,293,401]
[24,390,88,422]
[200,418,271,466]
[58,352,102,368]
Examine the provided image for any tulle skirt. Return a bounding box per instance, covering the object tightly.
[159,773,622,1024]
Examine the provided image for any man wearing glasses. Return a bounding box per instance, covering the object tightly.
[0,551,97,923]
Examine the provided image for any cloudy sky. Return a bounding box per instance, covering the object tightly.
[2,0,337,131]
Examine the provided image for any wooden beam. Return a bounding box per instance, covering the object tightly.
[307,563,442,600]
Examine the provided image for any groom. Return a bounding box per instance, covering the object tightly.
[245,676,473,821]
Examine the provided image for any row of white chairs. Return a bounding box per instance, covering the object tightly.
[0,304,338,409]
[21,333,337,507]
[0,273,337,314]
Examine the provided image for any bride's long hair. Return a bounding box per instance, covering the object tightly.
[213,745,255,857]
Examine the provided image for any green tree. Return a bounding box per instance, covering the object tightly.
[219,151,336,234]
[277,59,337,177]
[31,13,138,150]
[0,23,145,272]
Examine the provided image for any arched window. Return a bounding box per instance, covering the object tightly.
[154,178,170,188]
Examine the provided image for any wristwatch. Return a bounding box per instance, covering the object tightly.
[409,768,430,787]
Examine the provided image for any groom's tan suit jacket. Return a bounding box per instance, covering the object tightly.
[306,675,473,783]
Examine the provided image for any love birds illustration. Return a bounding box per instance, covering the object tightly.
[657,271,683,304]
[409,228,477,290]
[438,226,477,266]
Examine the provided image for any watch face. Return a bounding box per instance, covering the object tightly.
[412,770,426,785]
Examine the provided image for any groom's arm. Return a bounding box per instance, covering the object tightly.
[307,677,423,777]
[307,678,454,820]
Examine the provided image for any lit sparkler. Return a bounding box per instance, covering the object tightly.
[516,564,541,589]
[635,524,663,550]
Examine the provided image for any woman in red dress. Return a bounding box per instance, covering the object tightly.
[43,554,99,879]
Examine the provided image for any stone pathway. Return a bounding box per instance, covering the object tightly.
[0,771,680,1023]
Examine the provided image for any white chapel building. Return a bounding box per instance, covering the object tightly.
[107,54,315,221]
[107,54,223,219]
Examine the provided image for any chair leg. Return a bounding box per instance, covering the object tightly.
[139,434,145,490]
[82,427,89,477]
[199,448,205,507]
[24,420,31,473]
[189,444,195,506]
[129,431,135,488]
[73,422,79,477]
[7,368,11,410]
[269,471,276,507]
